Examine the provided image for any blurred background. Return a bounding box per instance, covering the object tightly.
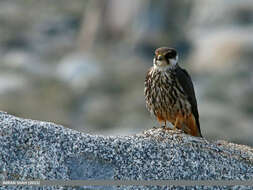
[0,0,252,146]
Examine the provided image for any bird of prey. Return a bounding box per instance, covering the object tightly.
[144,47,202,137]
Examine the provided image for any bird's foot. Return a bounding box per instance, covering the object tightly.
[162,125,173,131]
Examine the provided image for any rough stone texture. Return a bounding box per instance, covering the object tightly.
[0,112,253,190]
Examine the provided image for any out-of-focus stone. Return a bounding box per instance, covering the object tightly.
[2,50,52,77]
[189,28,253,73]
[56,53,102,92]
[0,74,28,95]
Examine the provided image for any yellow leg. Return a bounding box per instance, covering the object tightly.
[174,117,179,130]
[159,121,163,128]
[158,120,167,129]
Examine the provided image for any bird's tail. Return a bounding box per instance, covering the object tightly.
[183,113,202,137]
[172,114,202,137]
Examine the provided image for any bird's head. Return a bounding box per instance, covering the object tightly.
[153,47,178,71]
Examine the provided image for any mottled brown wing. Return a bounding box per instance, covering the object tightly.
[175,66,202,137]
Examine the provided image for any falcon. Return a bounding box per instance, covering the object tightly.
[144,47,202,137]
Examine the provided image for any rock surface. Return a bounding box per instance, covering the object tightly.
[0,0,253,146]
[0,112,253,190]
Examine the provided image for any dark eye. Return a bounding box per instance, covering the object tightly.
[157,55,162,61]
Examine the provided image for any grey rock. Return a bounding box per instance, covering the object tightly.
[0,74,28,95]
[0,112,253,190]
[2,50,52,77]
[189,0,253,28]
[188,28,253,73]
[56,53,102,91]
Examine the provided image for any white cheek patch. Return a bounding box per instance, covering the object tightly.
[169,55,178,67]
[170,59,177,66]
[153,58,156,65]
